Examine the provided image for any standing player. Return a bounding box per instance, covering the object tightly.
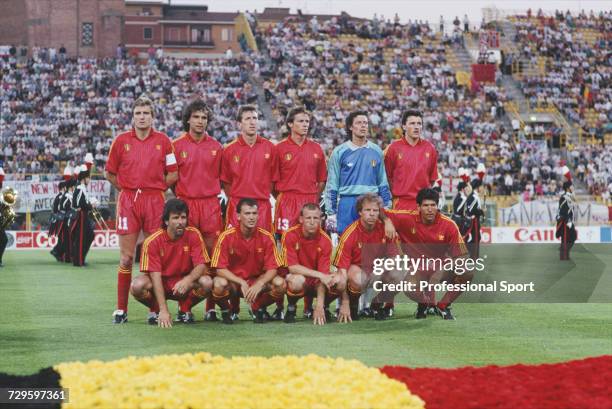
[556,181,576,260]
[384,109,439,211]
[280,203,343,325]
[105,96,178,324]
[49,181,66,261]
[131,199,212,327]
[274,107,327,234]
[221,105,278,232]
[210,199,286,323]
[71,166,95,267]
[173,100,223,321]
[333,193,395,322]
[383,188,468,320]
[325,111,391,235]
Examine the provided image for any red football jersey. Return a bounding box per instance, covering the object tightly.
[140,227,210,277]
[384,209,467,258]
[281,225,332,274]
[220,135,278,200]
[275,137,327,194]
[210,227,282,280]
[106,128,177,190]
[173,132,223,198]
[333,220,390,270]
[384,138,438,201]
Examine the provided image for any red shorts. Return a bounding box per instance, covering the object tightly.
[274,192,319,233]
[116,189,165,235]
[225,197,273,232]
[179,196,223,240]
[393,196,418,211]
[161,275,188,300]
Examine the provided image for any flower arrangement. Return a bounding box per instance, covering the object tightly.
[56,353,424,409]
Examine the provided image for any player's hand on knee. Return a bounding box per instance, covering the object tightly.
[158,311,172,328]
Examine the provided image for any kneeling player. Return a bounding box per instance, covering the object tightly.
[281,203,344,325]
[384,188,469,320]
[130,199,212,327]
[333,193,397,322]
[211,198,286,323]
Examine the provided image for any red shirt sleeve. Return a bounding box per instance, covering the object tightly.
[334,232,355,270]
[384,145,395,185]
[163,137,178,173]
[220,146,232,185]
[316,145,327,183]
[445,221,468,258]
[317,233,332,274]
[189,229,210,266]
[270,144,280,184]
[385,209,416,234]
[211,232,231,269]
[141,236,162,273]
[281,230,299,267]
[430,148,439,184]
[105,136,122,174]
[213,143,223,181]
[263,231,282,270]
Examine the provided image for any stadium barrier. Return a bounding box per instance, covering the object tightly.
[5,226,611,249]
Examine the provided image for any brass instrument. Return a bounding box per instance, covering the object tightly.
[0,187,18,229]
[91,206,110,230]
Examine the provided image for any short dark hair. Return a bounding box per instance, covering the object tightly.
[300,202,321,216]
[457,181,467,191]
[236,105,258,122]
[286,106,311,125]
[563,181,573,191]
[401,109,423,126]
[58,181,66,189]
[356,193,383,213]
[416,188,439,205]
[237,198,258,213]
[162,198,189,227]
[182,99,212,132]
[345,110,369,139]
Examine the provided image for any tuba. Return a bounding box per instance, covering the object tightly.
[0,187,17,229]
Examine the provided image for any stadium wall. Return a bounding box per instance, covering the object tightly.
[5,227,611,250]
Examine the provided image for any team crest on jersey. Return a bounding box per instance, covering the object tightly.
[285,153,292,161]
[317,247,322,252]
[233,155,240,163]
[264,153,270,159]
[124,144,131,151]
[438,234,444,241]
[411,228,416,235]
[211,150,217,156]
[295,243,300,251]
[229,248,234,255]
[398,153,403,160]
[371,160,377,167]
[156,145,161,150]
[184,246,189,252]
[425,152,430,158]
[181,151,188,159]
[314,153,319,159]
[160,249,164,257]
[257,247,263,253]
[358,242,362,249]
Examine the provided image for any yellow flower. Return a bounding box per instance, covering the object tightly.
[56,353,424,409]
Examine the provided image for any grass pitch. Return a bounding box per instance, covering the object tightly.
[1,245,611,375]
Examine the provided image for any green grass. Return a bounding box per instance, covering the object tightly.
[1,246,611,375]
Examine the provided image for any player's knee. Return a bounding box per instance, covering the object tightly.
[287,274,305,292]
[272,276,286,293]
[334,276,347,292]
[120,254,133,268]
[130,275,150,296]
[198,275,213,292]
[213,276,229,295]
